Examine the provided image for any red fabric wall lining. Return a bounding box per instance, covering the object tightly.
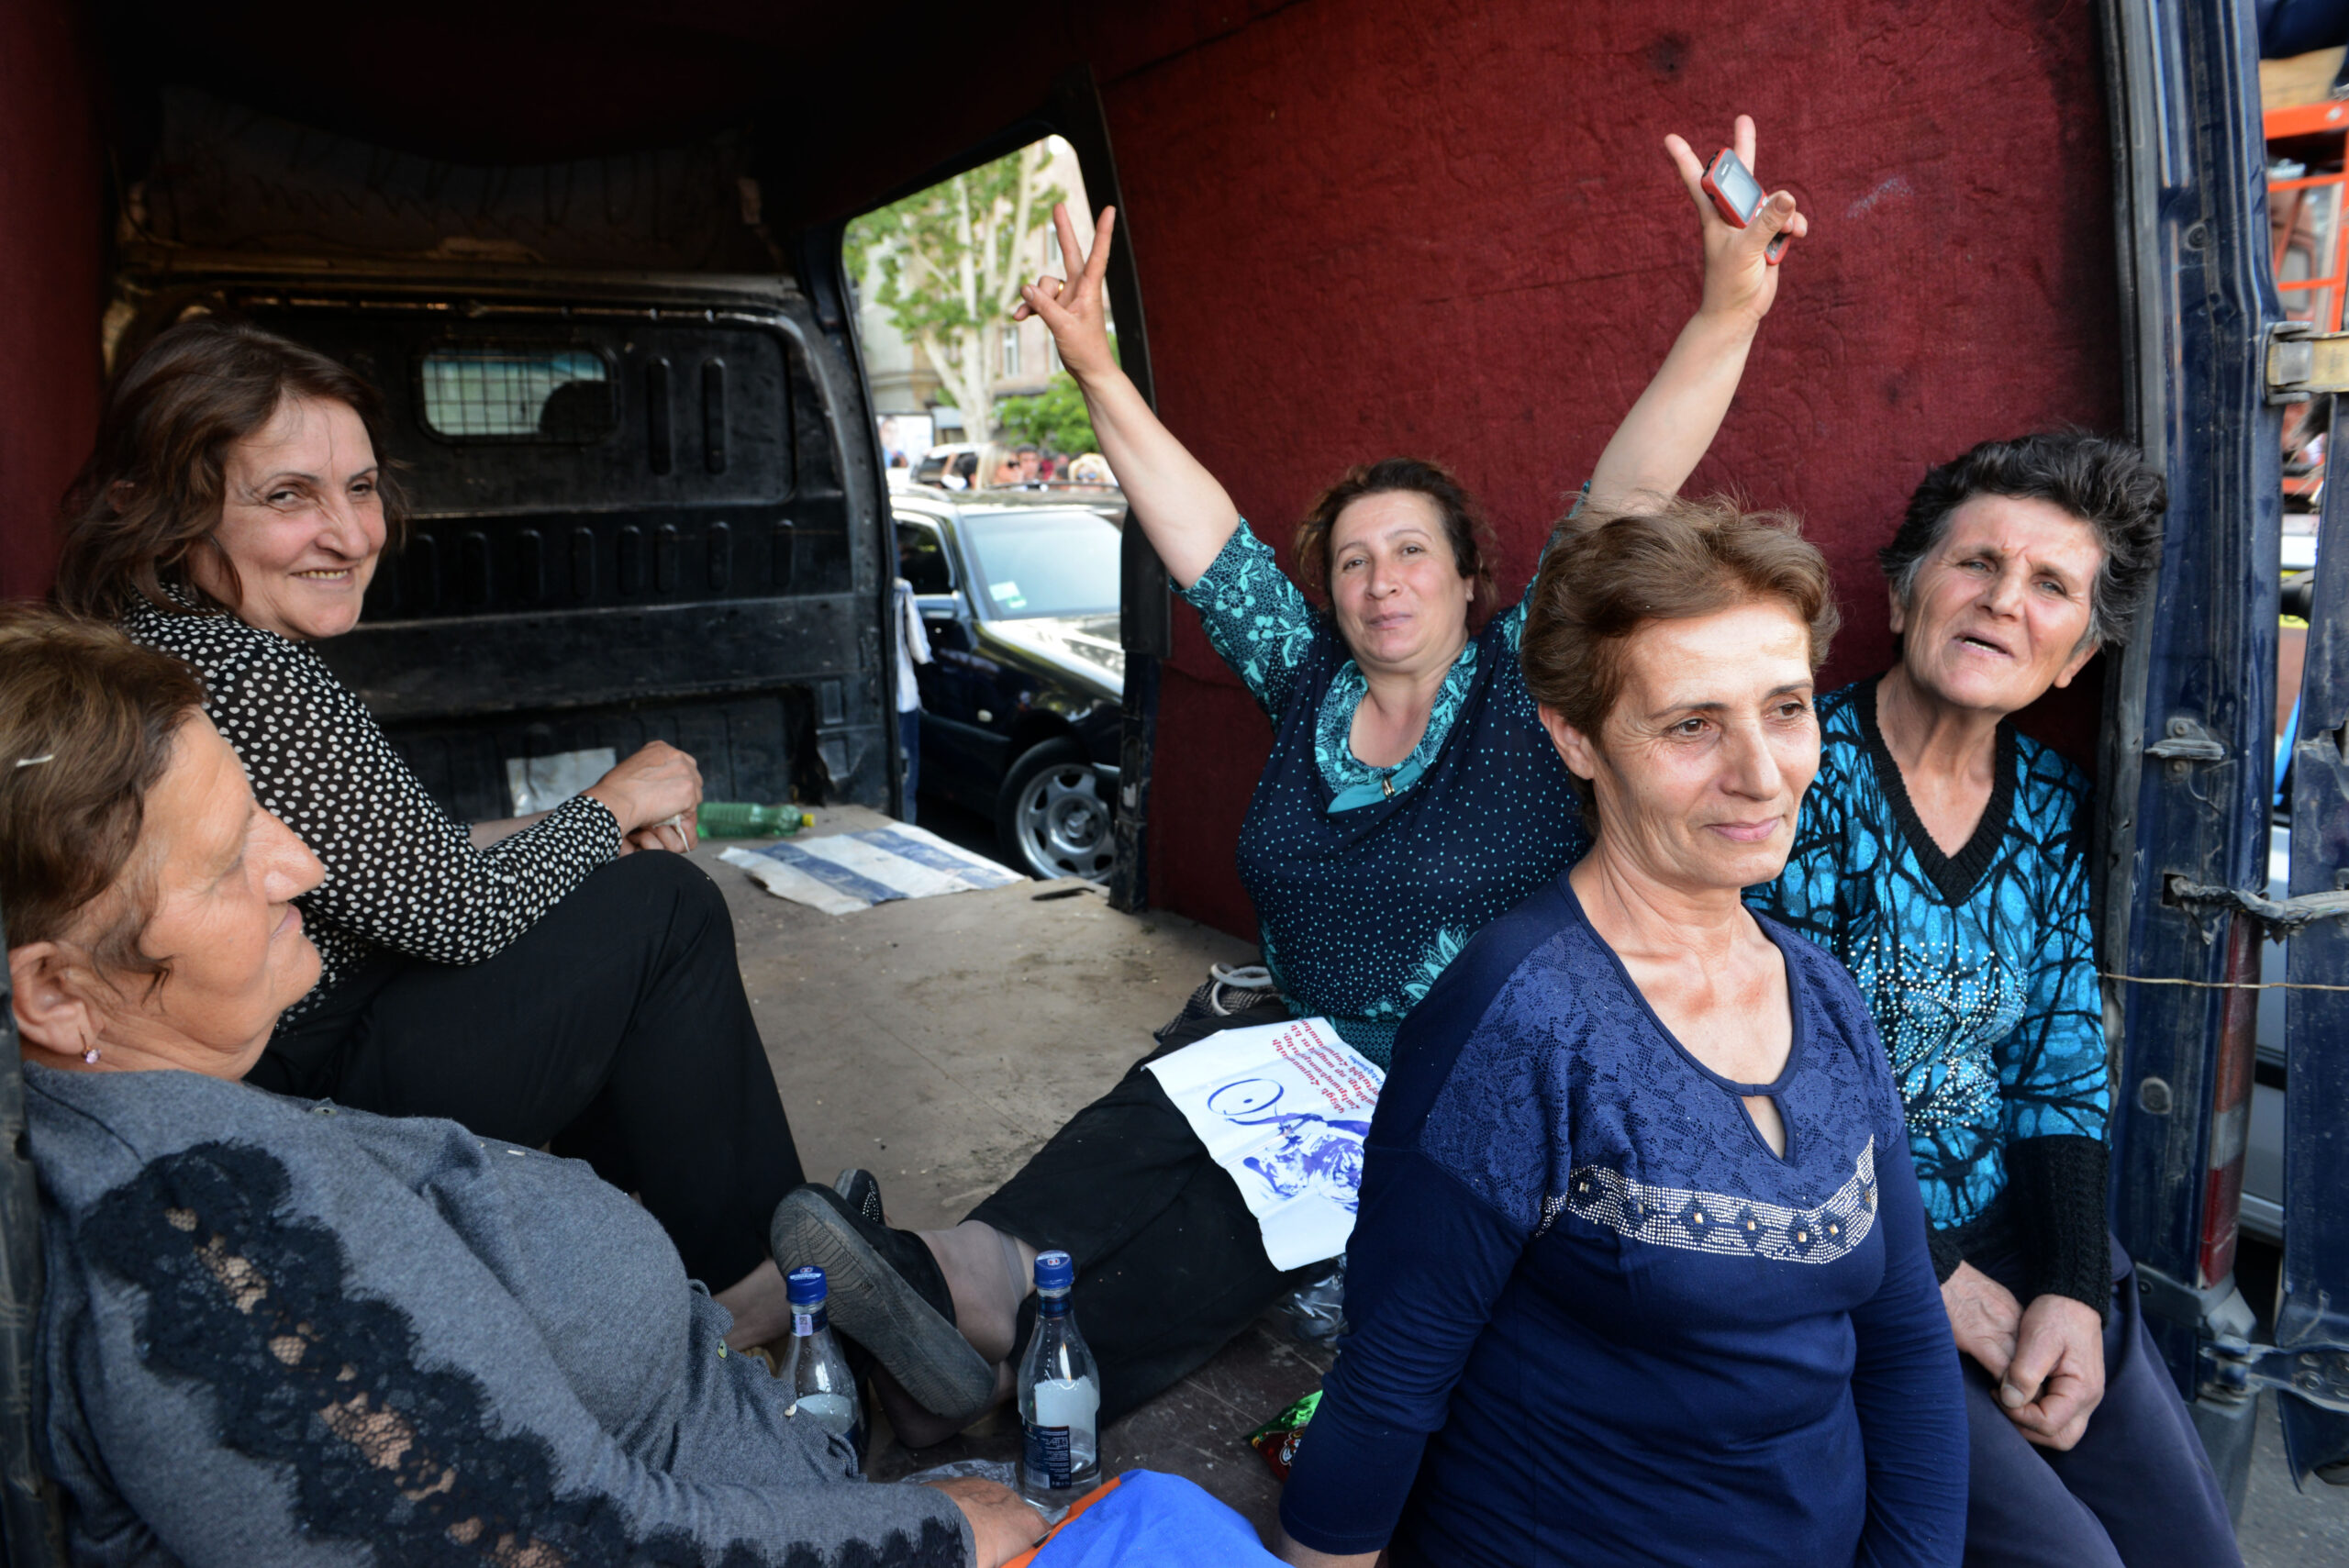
[1100,0,2124,940]
[0,0,103,602]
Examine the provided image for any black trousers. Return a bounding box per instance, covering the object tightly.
[251,851,804,1290]
[969,995,1308,1424]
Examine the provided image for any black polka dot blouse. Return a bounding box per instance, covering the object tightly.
[123,599,622,1020]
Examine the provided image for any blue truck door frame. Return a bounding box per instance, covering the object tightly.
[2277,384,2349,1486]
[2100,0,2349,1498]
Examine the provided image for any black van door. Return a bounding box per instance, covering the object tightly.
[109,270,894,823]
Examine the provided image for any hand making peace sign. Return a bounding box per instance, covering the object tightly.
[1013,202,1120,384]
[1664,113,1808,327]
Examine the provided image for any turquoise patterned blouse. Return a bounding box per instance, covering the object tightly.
[1749,679,2114,1305]
[1178,523,1590,1065]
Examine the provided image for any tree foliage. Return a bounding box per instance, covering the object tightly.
[994,371,1099,455]
[846,142,1063,442]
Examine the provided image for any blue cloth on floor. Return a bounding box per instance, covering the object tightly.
[1033,1470,1283,1566]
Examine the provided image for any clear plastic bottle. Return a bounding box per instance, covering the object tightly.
[779,1265,865,1457]
[1017,1250,1100,1503]
[697,801,812,838]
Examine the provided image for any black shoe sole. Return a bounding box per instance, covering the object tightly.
[768,1187,996,1423]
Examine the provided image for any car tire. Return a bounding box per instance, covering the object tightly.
[997,737,1115,883]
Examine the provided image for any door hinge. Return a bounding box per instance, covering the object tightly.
[2266,323,2349,403]
[2205,1337,2349,1415]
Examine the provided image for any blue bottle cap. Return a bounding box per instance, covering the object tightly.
[1034,1250,1074,1291]
[785,1265,828,1306]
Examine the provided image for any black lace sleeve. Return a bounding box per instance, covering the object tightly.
[64,1140,971,1567]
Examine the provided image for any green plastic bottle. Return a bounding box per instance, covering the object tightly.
[697,802,812,839]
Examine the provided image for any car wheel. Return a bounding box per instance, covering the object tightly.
[997,738,1115,883]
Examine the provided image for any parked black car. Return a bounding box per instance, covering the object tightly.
[891,490,1125,880]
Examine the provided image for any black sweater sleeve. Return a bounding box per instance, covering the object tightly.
[2007,1134,2113,1319]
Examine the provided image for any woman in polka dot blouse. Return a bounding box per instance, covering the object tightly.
[52,319,812,1350]
[765,119,1814,1445]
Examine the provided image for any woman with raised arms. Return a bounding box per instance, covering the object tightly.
[771,119,1811,1445]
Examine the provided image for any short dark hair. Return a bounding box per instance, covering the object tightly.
[1521,496,1840,825]
[1881,432,2165,649]
[53,317,407,622]
[0,606,208,987]
[1016,443,1040,457]
[1293,457,1498,616]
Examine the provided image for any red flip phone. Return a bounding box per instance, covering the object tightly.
[1701,148,1791,265]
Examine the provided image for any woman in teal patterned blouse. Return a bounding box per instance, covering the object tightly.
[1747,436,2242,1567]
[770,118,1809,1444]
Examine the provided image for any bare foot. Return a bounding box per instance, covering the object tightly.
[875,1358,1014,1449]
[716,1258,792,1351]
[916,1222,1037,1364]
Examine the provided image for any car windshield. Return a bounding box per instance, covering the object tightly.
[962,509,1120,617]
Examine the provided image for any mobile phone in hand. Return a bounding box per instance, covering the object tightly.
[1700,148,1791,265]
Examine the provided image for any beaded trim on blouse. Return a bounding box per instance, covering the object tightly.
[1544,1137,1880,1266]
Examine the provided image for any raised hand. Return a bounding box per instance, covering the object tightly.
[1584,115,1806,510]
[1662,113,1808,326]
[1012,203,1120,383]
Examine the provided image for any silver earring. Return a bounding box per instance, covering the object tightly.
[81,1045,99,1065]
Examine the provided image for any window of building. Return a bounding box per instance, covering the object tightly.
[1000,326,1022,379]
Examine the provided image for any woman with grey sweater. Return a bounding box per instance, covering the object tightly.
[1,608,1044,1568]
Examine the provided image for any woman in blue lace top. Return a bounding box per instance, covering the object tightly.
[1276,499,1965,1567]
[772,120,1810,1444]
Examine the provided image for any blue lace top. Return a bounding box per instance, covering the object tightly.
[1749,679,2112,1305]
[1178,524,1590,1065]
[1278,877,1965,1565]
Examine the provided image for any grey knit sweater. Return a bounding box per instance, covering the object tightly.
[27,1062,972,1566]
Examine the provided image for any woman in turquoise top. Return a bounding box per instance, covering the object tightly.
[772,119,1810,1444]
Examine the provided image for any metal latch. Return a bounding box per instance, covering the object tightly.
[2146,717,2227,762]
[2167,876,2349,938]
[2205,1337,2349,1415]
[2266,322,2349,403]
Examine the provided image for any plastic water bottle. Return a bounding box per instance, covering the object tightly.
[780,1266,864,1456]
[1017,1250,1100,1502]
[698,802,811,838]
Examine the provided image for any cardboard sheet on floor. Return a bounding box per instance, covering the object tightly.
[1144,1016,1384,1270]
[719,825,1023,914]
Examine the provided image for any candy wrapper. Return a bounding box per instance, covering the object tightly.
[1245,1389,1321,1481]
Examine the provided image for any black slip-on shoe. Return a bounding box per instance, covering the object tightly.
[832,1167,885,1228]
[767,1184,996,1423]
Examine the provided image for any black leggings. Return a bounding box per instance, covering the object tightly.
[969,996,1308,1424]
[250,851,804,1289]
